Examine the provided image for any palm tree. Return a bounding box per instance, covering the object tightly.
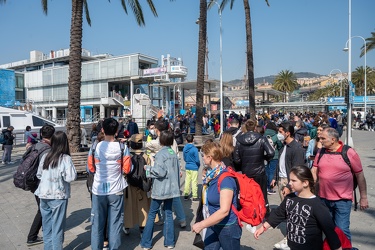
[273,70,298,102]
[352,66,366,95]
[216,0,269,119]
[309,84,341,101]
[195,0,207,137]
[1,0,158,152]
[360,31,375,57]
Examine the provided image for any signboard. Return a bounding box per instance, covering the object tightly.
[349,81,355,104]
[143,67,166,76]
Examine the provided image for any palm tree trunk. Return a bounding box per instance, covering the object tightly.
[67,0,83,153]
[243,0,256,119]
[195,0,207,137]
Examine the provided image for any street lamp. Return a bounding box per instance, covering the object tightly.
[344,0,353,147]
[329,69,343,96]
[211,0,224,132]
[343,36,367,116]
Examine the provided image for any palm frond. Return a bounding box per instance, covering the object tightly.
[360,31,375,57]
[146,0,158,17]
[41,0,48,15]
[120,0,128,14]
[128,0,145,26]
[83,0,91,26]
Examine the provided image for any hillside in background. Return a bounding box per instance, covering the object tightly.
[226,72,323,86]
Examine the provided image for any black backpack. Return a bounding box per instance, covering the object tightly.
[316,145,359,210]
[126,152,152,192]
[13,144,50,191]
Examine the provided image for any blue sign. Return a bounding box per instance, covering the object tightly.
[0,69,16,106]
[327,97,344,103]
[349,81,355,104]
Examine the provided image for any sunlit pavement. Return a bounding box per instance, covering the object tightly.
[0,129,374,249]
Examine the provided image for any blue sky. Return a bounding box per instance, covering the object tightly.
[0,0,374,81]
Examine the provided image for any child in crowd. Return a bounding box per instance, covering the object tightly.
[183,134,200,201]
[254,165,342,250]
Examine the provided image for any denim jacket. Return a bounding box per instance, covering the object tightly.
[147,146,180,200]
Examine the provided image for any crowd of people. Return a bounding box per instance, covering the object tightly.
[15,108,370,250]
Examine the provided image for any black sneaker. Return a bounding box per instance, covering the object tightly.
[27,236,43,246]
[192,198,199,202]
[184,196,189,200]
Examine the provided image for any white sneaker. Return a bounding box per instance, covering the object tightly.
[274,237,290,250]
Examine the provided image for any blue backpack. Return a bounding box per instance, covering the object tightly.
[0,133,5,144]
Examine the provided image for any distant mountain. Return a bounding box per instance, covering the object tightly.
[226,72,322,86]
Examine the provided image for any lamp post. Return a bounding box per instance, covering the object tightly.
[343,36,367,116]
[345,0,353,147]
[329,69,343,96]
[211,1,224,132]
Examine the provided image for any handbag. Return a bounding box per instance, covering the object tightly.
[193,233,204,249]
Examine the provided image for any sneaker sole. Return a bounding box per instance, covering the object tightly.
[27,241,43,246]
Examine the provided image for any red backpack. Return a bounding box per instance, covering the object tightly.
[322,226,352,250]
[217,168,267,227]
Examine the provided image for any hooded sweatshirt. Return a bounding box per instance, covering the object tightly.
[234,131,275,177]
[183,143,200,171]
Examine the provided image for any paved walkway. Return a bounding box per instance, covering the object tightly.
[0,129,374,249]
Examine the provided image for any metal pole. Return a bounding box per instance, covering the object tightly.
[213,1,224,133]
[364,39,367,117]
[346,0,353,147]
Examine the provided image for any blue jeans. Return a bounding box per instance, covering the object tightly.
[40,199,68,250]
[141,198,174,248]
[2,145,12,162]
[266,159,278,189]
[172,196,186,222]
[91,193,124,250]
[321,198,352,241]
[159,196,186,223]
[204,223,242,250]
[337,125,343,137]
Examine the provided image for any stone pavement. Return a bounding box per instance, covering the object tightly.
[0,130,374,250]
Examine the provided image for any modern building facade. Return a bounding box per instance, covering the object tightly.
[0,49,188,125]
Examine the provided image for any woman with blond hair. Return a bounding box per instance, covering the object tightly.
[192,142,241,250]
[219,131,235,170]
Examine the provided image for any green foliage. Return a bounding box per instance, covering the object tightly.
[361,31,375,57]
[272,70,299,94]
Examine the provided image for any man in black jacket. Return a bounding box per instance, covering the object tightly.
[1,126,15,164]
[233,119,275,213]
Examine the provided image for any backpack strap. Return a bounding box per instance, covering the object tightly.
[90,141,98,173]
[316,145,352,169]
[119,141,125,174]
[217,171,242,227]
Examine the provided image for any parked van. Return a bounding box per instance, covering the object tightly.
[0,107,65,145]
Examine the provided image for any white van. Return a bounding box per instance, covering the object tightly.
[0,107,65,145]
